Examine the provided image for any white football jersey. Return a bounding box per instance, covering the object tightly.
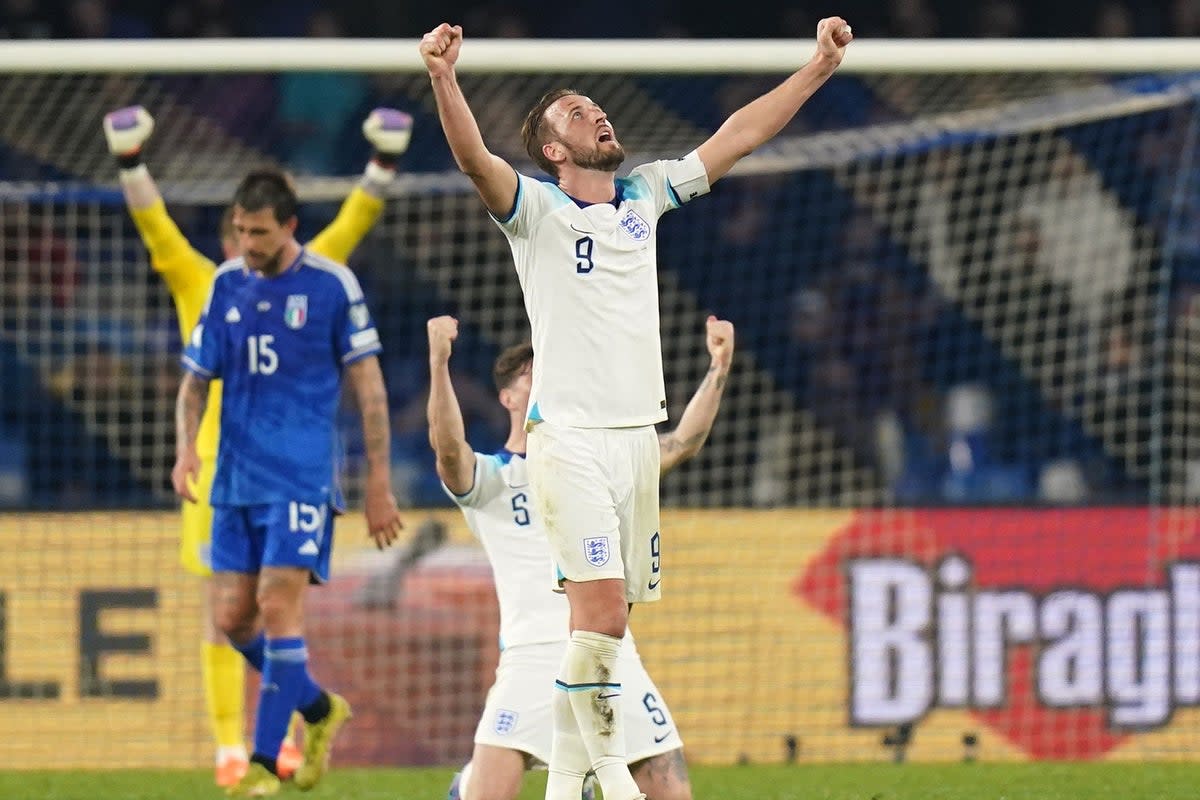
[494,151,710,429]
[446,450,640,653]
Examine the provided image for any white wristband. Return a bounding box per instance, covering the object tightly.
[365,160,395,183]
[118,163,150,184]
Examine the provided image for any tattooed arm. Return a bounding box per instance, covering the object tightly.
[172,371,209,502]
[631,747,692,800]
[659,316,735,476]
[346,355,403,548]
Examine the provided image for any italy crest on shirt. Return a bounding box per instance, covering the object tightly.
[285,294,308,329]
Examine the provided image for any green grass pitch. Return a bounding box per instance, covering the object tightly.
[0,764,1194,800]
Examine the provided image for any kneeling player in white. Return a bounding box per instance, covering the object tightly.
[426,314,734,800]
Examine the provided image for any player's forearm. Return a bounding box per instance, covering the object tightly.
[357,166,394,201]
[349,358,393,480]
[426,359,471,465]
[175,372,209,455]
[718,53,840,155]
[119,164,162,210]
[659,359,730,473]
[429,71,493,176]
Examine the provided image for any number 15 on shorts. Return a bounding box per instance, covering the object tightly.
[288,501,327,534]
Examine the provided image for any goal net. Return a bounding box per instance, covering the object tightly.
[3,40,1200,768]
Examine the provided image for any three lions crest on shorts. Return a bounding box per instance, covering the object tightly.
[494,709,518,735]
[584,536,610,567]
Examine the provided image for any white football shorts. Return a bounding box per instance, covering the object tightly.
[473,641,683,764]
[526,421,662,603]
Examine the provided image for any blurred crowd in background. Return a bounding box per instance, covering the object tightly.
[1,0,1199,41]
[1,0,1199,512]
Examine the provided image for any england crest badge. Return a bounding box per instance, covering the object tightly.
[494,709,518,735]
[284,294,308,329]
[583,536,610,567]
[618,209,650,241]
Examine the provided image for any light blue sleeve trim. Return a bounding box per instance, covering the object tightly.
[442,454,485,507]
[617,174,649,201]
[444,460,479,499]
[666,178,683,209]
[489,167,524,225]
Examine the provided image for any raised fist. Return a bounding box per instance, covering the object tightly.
[103,106,154,156]
[705,315,735,370]
[427,315,460,364]
[363,107,413,156]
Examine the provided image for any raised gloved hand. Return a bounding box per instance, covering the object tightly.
[362,107,413,157]
[103,105,154,158]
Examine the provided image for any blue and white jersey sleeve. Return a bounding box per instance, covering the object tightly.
[627,149,711,218]
[181,274,226,379]
[490,172,569,240]
[442,452,504,512]
[334,279,382,366]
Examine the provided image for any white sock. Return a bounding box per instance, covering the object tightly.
[545,669,591,800]
[456,762,473,800]
[560,630,642,800]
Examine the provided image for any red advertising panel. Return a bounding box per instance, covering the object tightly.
[796,508,1200,760]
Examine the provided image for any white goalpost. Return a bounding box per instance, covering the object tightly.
[0,37,1199,73]
[2,37,1200,769]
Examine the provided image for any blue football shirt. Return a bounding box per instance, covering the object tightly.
[182,249,382,506]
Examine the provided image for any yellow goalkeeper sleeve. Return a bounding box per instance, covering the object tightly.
[306,185,385,263]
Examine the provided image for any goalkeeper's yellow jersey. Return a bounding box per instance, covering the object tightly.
[131,187,385,462]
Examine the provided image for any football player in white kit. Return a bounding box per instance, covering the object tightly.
[420,17,850,800]
[427,314,734,800]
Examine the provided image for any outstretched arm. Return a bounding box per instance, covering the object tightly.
[104,105,161,209]
[696,17,852,185]
[172,370,209,502]
[346,355,404,549]
[307,108,414,263]
[426,316,477,495]
[105,105,215,334]
[660,316,735,475]
[420,23,519,217]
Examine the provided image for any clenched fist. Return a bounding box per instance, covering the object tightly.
[420,23,464,78]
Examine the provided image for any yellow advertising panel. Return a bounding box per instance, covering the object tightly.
[0,512,204,768]
[3,508,1199,767]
